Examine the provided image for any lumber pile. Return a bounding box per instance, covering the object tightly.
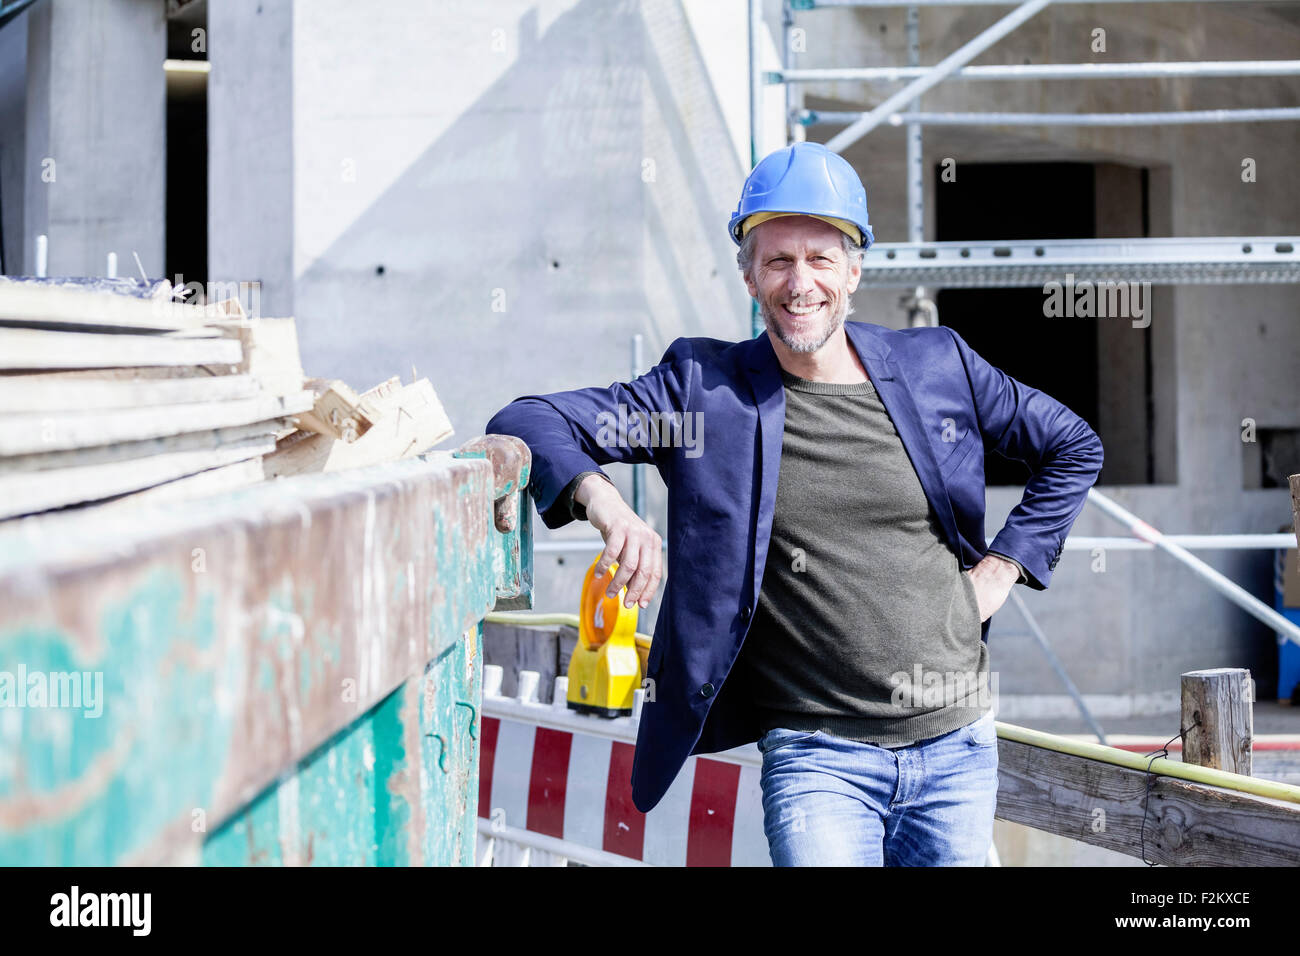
[0,280,454,522]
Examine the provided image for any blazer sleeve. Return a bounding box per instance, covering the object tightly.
[484,337,696,530]
[945,326,1104,590]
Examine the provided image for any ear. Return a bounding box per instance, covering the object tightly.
[743,268,758,299]
[846,255,862,295]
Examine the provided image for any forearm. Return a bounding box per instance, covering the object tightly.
[486,398,609,529]
[485,339,695,531]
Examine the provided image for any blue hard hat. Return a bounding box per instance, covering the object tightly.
[728,141,874,249]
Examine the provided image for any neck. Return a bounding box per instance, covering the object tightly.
[769,325,870,383]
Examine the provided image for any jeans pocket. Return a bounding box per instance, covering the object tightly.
[963,712,998,748]
[759,728,822,754]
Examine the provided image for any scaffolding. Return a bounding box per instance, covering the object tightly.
[749,0,1300,330]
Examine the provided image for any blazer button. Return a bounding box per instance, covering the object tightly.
[741,605,752,622]
[700,682,715,698]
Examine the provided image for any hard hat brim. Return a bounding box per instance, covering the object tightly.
[737,211,865,247]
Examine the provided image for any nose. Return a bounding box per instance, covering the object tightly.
[786,260,815,298]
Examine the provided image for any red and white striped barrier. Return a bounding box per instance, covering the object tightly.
[476,666,772,866]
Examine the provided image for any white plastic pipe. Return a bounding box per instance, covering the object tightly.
[1087,488,1300,647]
[1066,533,1297,551]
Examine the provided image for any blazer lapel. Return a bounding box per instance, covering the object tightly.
[742,332,786,604]
[844,322,962,553]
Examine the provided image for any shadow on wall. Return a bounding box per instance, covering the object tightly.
[290,0,751,449]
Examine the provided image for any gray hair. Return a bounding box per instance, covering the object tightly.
[737,227,864,280]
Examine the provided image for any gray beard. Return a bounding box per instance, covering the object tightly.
[760,295,851,353]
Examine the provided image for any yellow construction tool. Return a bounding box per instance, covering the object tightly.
[566,555,642,717]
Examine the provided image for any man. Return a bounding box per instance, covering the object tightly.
[485,141,1103,866]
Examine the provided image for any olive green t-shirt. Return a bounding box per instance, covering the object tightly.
[732,367,992,747]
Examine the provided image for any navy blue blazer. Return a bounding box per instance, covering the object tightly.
[485,321,1104,813]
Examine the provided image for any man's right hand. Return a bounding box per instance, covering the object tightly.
[575,474,663,610]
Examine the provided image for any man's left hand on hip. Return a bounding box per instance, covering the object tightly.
[964,553,1022,622]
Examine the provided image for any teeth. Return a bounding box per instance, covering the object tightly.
[786,304,823,315]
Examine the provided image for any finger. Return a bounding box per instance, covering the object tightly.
[640,537,663,608]
[606,536,639,598]
[595,530,625,585]
[623,541,653,607]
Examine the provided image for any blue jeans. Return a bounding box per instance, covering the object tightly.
[757,710,999,866]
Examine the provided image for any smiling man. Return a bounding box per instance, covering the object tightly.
[485,141,1103,866]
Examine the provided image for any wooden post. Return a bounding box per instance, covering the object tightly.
[1290,473,1300,548]
[1181,668,1253,775]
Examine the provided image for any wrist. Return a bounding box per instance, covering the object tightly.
[574,472,615,509]
[984,552,1021,584]
[576,474,624,527]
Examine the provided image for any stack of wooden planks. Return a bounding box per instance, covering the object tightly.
[0,280,453,521]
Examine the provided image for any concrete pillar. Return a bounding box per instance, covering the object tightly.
[1095,162,1148,484]
[22,0,166,277]
[207,0,294,316]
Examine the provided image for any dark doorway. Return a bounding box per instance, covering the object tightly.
[165,1,208,293]
[934,161,1156,486]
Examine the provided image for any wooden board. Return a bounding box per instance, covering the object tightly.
[0,281,218,332]
[213,318,304,396]
[263,378,453,478]
[0,419,288,476]
[0,365,244,382]
[296,377,377,442]
[89,458,266,513]
[0,433,276,520]
[0,327,242,370]
[0,391,314,456]
[995,735,1300,865]
[0,373,261,413]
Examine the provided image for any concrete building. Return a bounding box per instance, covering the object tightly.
[1,0,1297,748]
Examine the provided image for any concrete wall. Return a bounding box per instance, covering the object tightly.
[786,1,1300,716]
[19,0,165,277]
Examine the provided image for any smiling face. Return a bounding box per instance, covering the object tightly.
[742,215,862,354]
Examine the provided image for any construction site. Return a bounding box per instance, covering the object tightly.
[1,0,1299,880]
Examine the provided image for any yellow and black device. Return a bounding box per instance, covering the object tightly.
[566,555,642,717]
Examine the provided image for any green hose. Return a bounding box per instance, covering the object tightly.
[995,720,1300,805]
